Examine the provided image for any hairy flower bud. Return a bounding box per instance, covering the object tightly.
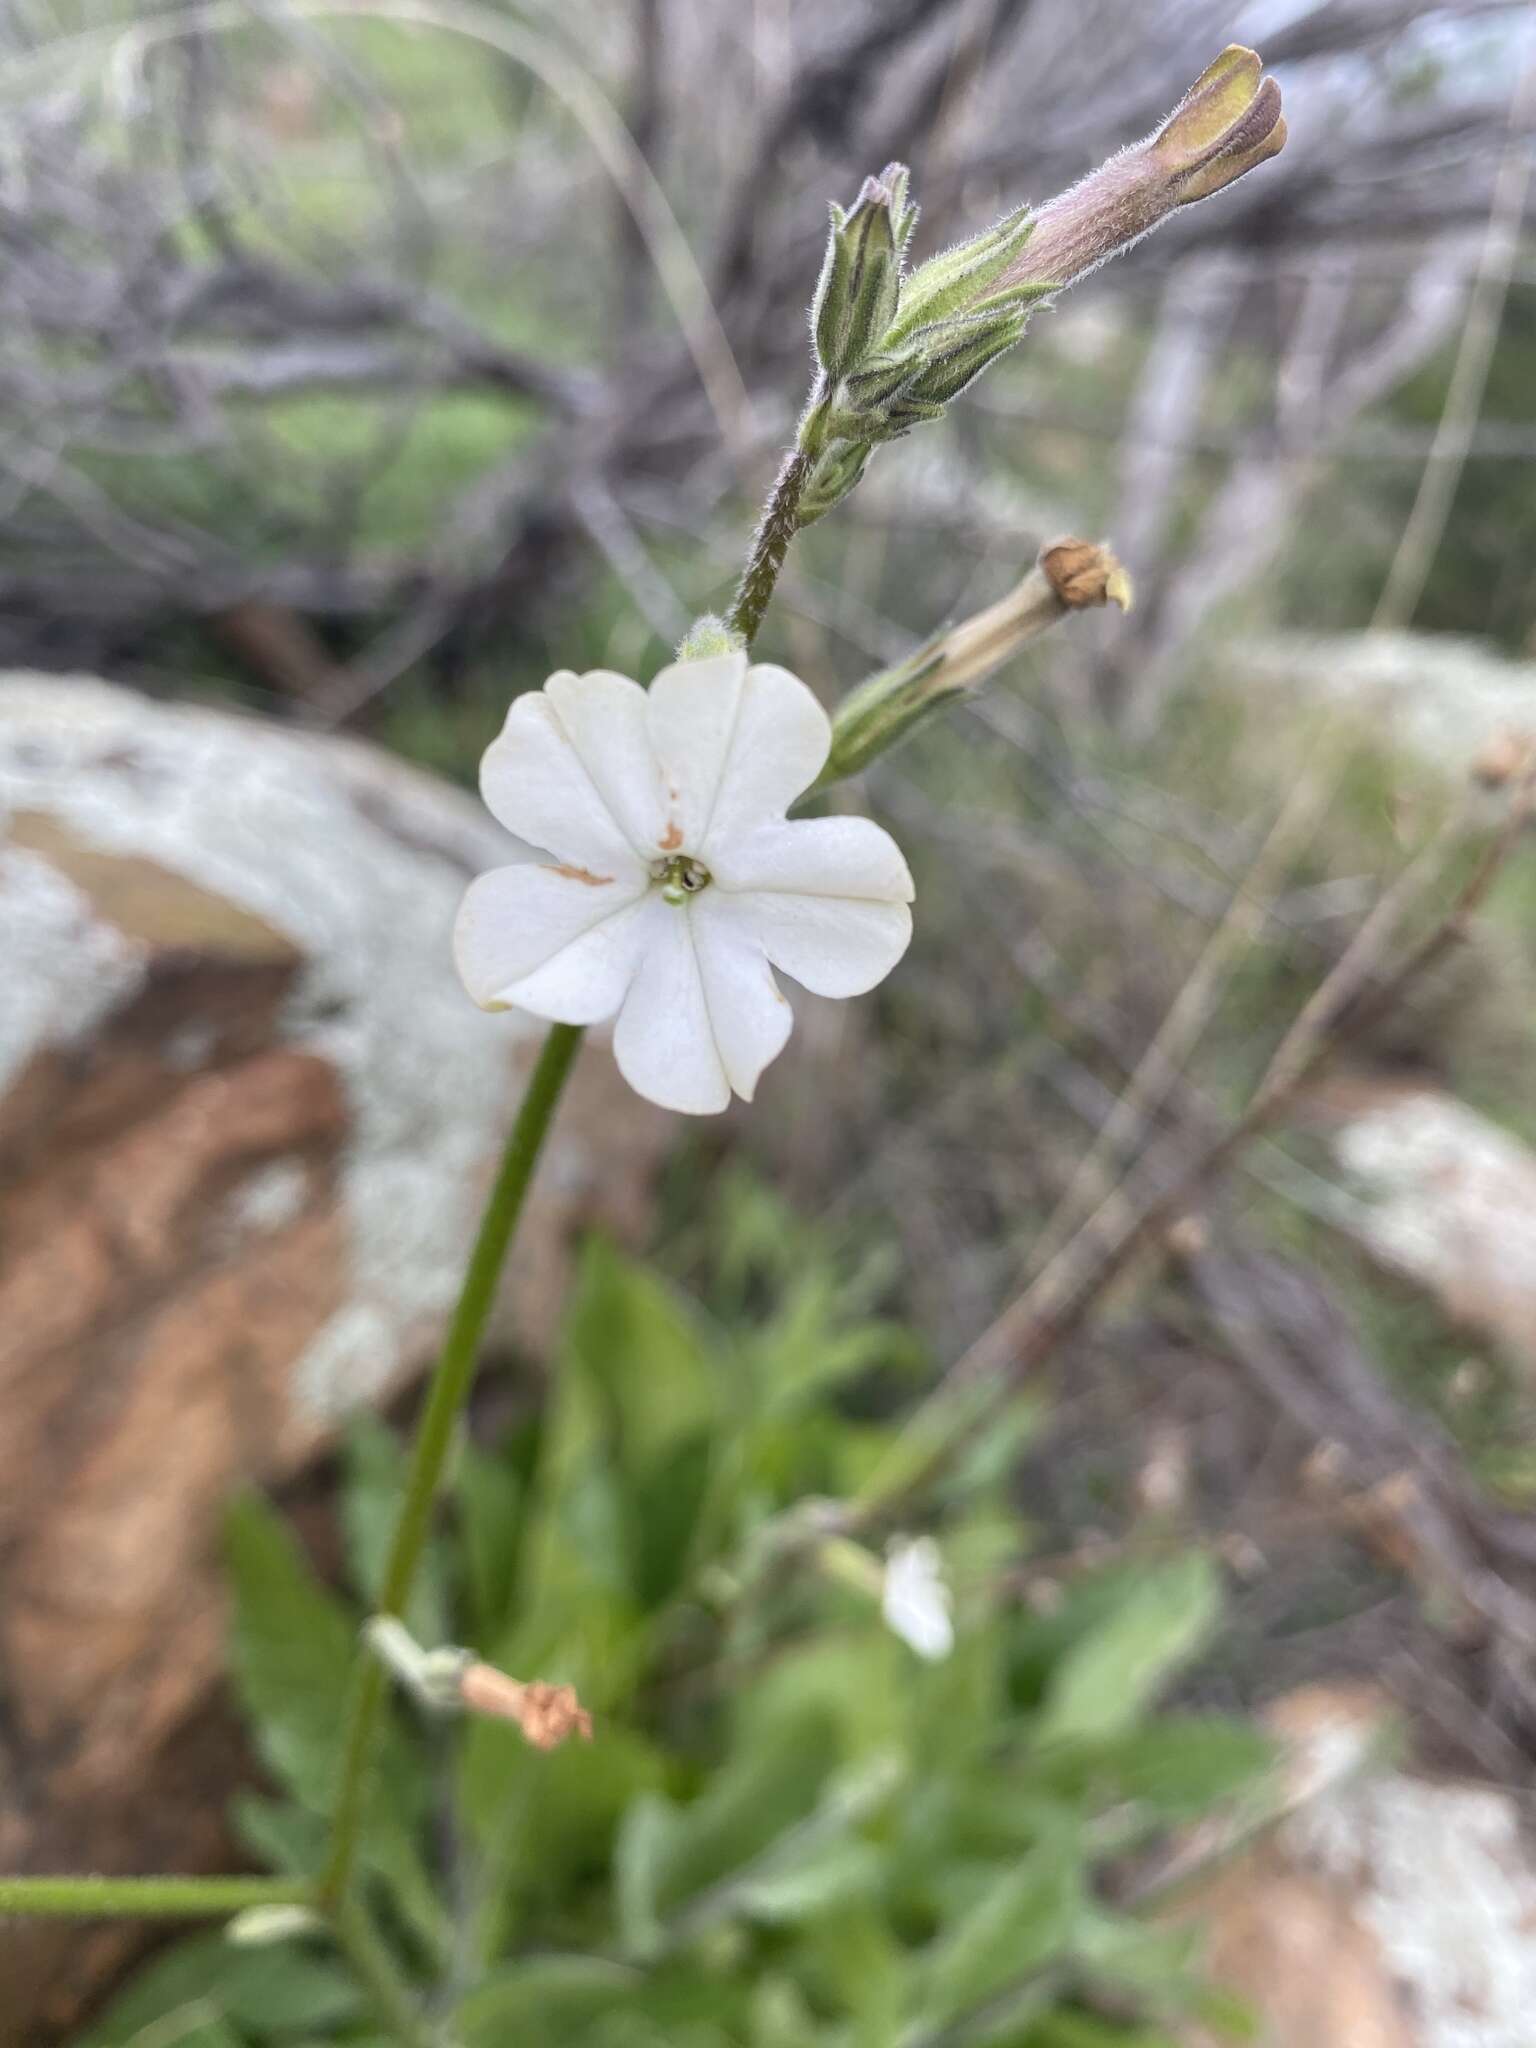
[811,165,908,381]
[676,612,745,663]
[785,57,1282,534]
[797,435,872,526]
[1003,46,1285,293]
[891,308,1031,414]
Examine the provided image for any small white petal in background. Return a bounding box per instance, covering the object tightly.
[454,654,914,1114]
[882,1536,955,1661]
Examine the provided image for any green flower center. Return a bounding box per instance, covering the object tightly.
[653,854,712,905]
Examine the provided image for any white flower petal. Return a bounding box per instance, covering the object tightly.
[710,815,914,902]
[462,654,919,1107]
[708,885,912,999]
[612,905,730,1115]
[545,669,670,856]
[882,1538,954,1662]
[647,656,831,857]
[642,650,747,852]
[479,678,649,872]
[453,862,650,1020]
[491,895,665,1025]
[690,893,794,1101]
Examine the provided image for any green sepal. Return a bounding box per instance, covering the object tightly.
[897,307,1031,408]
[883,202,1036,349]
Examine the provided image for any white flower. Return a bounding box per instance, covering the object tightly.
[881,1536,954,1662]
[454,652,914,1114]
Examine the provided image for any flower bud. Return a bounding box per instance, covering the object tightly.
[811,165,909,382]
[797,436,872,526]
[889,308,1030,416]
[226,1905,326,1947]
[676,612,745,663]
[818,307,1031,447]
[1002,46,1285,293]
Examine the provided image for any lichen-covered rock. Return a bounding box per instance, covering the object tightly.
[1239,631,1536,786]
[0,676,666,2036]
[1302,1075,1536,1378]
[1180,1686,1536,2048]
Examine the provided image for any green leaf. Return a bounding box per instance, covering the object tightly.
[1037,1716,1274,1820]
[225,1491,366,1815]
[614,1712,863,1962]
[232,1784,449,1970]
[230,1792,326,1876]
[490,1243,716,1672]
[457,1956,641,2042]
[465,1717,666,1961]
[565,1237,722,1468]
[615,1792,687,1960]
[593,1962,753,2047]
[750,1975,827,2048]
[456,1436,525,1644]
[733,1838,882,1926]
[1033,1557,1220,1747]
[1025,2016,1182,2048]
[803,1909,909,2048]
[914,1829,1085,2032]
[224,1493,441,1959]
[649,1708,840,1924]
[77,1933,360,2046]
[746,1259,922,1419]
[340,1416,446,1642]
[628,1425,716,1609]
[1071,1910,1200,2002]
[108,2015,241,2048]
[738,1634,905,1759]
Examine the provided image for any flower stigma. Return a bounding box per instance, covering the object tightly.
[653,852,712,905]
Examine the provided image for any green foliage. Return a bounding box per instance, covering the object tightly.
[91,1186,1267,2048]
[1032,1556,1220,1748]
[76,1934,361,2047]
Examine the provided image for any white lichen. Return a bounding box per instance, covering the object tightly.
[1292,1768,1536,2048]
[0,675,534,1421]
[223,1157,311,1239]
[0,843,144,1089]
[1332,1089,1536,1364]
[1242,630,1536,784]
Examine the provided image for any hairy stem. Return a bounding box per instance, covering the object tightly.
[319,1021,585,1910]
[725,448,811,646]
[0,1875,311,1919]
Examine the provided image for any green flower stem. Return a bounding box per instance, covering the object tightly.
[0,1875,311,1919]
[319,1020,586,1911]
[725,447,812,646]
[335,1893,432,2048]
[813,538,1132,790]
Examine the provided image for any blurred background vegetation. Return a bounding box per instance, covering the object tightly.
[6,0,1536,2042]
